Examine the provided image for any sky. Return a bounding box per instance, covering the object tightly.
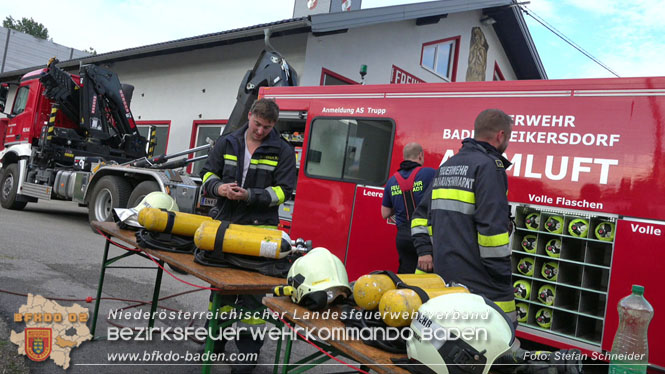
[1,0,664,79]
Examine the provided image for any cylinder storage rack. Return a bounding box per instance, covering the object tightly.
[511,205,616,346]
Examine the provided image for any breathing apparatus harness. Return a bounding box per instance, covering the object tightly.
[135,210,197,253]
[394,166,423,222]
[193,225,311,278]
[133,207,312,277]
[136,229,196,253]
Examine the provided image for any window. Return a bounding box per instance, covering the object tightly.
[189,120,226,176]
[136,121,170,157]
[493,62,505,81]
[11,86,30,115]
[305,118,393,186]
[420,36,460,81]
[320,68,358,86]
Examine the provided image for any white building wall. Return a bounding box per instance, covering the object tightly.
[108,34,307,153]
[301,10,516,85]
[481,16,517,81]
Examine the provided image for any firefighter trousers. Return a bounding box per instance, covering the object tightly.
[396,224,418,273]
[207,292,265,357]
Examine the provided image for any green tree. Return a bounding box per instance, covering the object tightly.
[3,16,49,39]
[83,47,97,56]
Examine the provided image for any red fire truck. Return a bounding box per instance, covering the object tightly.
[264,77,664,366]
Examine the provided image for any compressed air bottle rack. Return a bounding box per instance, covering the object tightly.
[511,205,616,346]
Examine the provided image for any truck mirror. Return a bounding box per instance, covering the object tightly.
[0,83,8,112]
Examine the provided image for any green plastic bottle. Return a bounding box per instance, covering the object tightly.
[608,285,653,374]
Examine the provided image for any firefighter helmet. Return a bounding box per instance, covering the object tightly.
[544,215,564,234]
[113,191,179,228]
[136,192,179,212]
[568,218,589,238]
[595,221,615,241]
[517,257,535,276]
[536,308,553,328]
[545,238,561,258]
[541,261,559,281]
[406,293,514,374]
[286,247,351,310]
[525,213,540,230]
[521,235,538,253]
[537,285,556,305]
[513,280,531,300]
[516,302,529,323]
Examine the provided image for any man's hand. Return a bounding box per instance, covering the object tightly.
[216,182,248,201]
[417,254,433,272]
[381,205,394,220]
[217,182,237,198]
[227,185,249,201]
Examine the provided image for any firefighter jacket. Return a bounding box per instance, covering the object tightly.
[411,138,514,310]
[200,123,296,227]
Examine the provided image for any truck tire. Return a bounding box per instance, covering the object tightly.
[128,181,160,208]
[88,176,131,224]
[0,164,28,210]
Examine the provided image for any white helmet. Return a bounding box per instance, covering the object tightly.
[287,247,351,310]
[135,191,179,212]
[113,191,178,228]
[407,293,515,374]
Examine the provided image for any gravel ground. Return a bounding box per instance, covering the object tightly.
[0,317,29,374]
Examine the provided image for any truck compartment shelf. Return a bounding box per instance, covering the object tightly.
[511,205,616,347]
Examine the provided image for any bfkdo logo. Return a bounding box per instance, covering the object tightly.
[10,294,93,369]
[25,328,52,361]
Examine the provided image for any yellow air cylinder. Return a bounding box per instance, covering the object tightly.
[378,287,469,327]
[138,207,212,236]
[194,220,287,259]
[353,273,446,311]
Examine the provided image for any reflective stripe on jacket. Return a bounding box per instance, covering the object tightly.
[200,123,296,226]
[412,138,513,304]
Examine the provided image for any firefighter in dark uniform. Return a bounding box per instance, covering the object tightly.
[411,109,516,321]
[200,98,296,372]
[381,143,436,273]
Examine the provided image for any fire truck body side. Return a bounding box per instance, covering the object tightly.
[265,77,665,364]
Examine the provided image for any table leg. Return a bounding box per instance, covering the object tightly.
[281,324,294,374]
[91,239,111,338]
[148,260,164,329]
[273,333,283,374]
[203,292,222,374]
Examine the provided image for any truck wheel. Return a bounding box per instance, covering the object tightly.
[0,164,28,210]
[88,176,131,224]
[128,181,160,208]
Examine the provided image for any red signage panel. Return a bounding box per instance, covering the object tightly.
[603,219,664,367]
[390,65,425,84]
